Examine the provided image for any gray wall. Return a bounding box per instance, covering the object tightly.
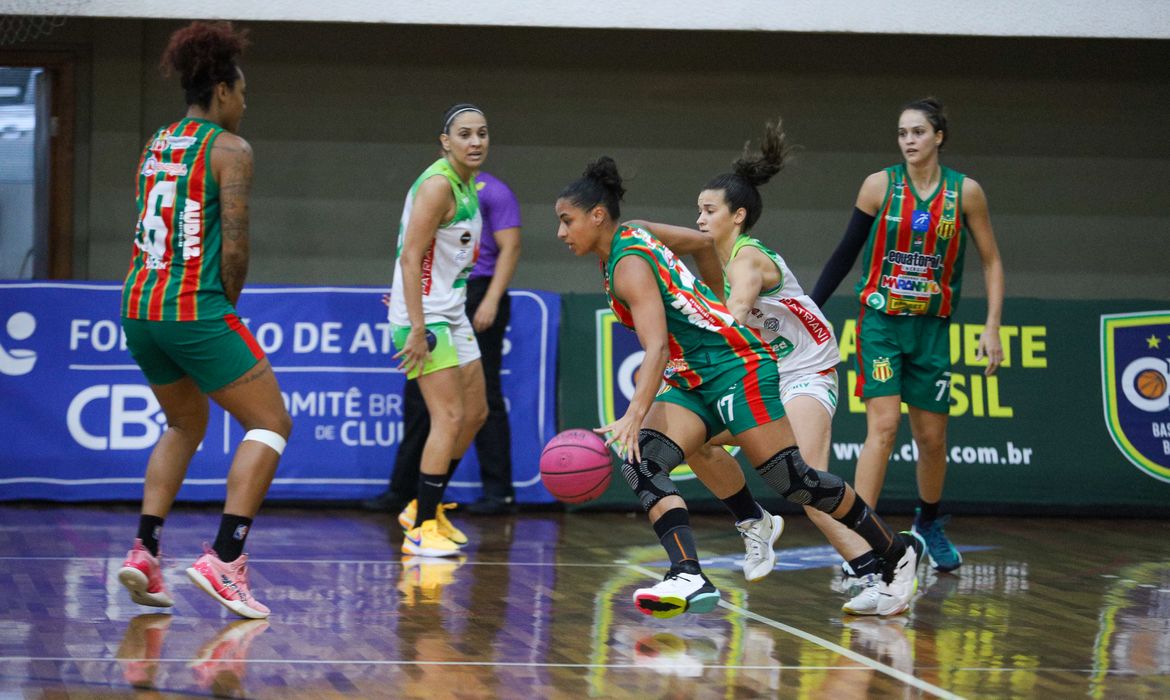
[14,19,1170,300]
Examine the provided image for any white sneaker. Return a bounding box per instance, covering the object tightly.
[876,531,924,617]
[735,509,785,582]
[832,560,863,595]
[841,573,881,615]
[633,565,721,619]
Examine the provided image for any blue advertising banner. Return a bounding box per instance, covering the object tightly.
[0,282,559,503]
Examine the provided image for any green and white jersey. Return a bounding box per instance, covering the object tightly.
[729,236,838,376]
[389,158,482,326]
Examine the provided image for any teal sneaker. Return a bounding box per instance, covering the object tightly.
[912,509,962,572]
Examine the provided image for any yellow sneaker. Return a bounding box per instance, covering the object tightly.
[398,500,468,545]
[402,519,462,557]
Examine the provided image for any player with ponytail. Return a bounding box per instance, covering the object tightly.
[632,118,908,615]
[556,155,922,619]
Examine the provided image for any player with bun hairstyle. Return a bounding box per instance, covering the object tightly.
[556,156,923,618]
[387,104,490,557]
[630,118,903,615]
[118,21,290,619]
[809,97,1005,579]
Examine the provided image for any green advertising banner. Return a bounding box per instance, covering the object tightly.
[557,294,1170,513]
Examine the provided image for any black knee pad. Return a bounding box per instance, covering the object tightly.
[756,446,845,513]
[619,429,684,511]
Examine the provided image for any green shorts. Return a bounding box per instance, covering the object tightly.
[854,309,952,413]
[392,322,457,380]
[656,360,786,438]
[122,315,265,393]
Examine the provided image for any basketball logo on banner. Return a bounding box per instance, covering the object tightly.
[1101,311,1170,482]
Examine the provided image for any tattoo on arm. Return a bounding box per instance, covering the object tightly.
[218,143,253,306]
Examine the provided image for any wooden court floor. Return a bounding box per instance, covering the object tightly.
[2,503,1170,699]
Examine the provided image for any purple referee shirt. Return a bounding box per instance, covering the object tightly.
[469,171,522,280]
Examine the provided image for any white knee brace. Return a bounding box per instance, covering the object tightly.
[243,428,287,455]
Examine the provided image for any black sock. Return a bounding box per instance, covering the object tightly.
[835,496,905,564]
[848,551,882,577]
[653,507,700,569]
[918,499,940,522]
[212,514,253,563]
[416,473,447,528]
[721,485,762,523]
[443,459,460,488]
[137,515,165,557]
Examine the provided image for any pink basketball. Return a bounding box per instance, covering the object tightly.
[540,429,614,503]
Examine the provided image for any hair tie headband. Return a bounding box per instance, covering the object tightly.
[442,106,484,133]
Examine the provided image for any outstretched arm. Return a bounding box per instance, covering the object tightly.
[626,219,725,301]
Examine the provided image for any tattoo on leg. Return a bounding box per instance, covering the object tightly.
[219,363,271,391]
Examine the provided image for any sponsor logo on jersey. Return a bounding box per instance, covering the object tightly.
[420,243,435,296]
[911,210,932,232]
[866,292,886,310]
[140,156,188,178]
[871,356,893,383]
[780,298,833,345]
[887,296,930,314]
[886,250,941,271]
[763,317,780,332]
[180,199,202,260]
[150,131,197,152]
[881,274,940,297]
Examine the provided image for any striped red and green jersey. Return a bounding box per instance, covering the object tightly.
[603,225,775,390]
[855,164,969,318]
[122,118,235,321]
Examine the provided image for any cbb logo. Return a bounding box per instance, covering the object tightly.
[0,311,38,376]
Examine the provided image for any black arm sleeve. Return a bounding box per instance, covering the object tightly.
[809,207,876,308]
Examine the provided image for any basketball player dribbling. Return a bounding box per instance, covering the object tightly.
[631,117,912,615]
[555,156,923,619]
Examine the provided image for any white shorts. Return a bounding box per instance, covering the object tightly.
[449,313,481,367]
[779,368,838,417]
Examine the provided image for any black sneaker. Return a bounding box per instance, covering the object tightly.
[465,496,517,515]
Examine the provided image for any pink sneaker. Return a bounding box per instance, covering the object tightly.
[189,618,271,693]
[185,545,270,619]
[118,539,174,608]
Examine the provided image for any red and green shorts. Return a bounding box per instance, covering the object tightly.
[854,308,952,413]
[122,315,266,393]
[656,359,785,438]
